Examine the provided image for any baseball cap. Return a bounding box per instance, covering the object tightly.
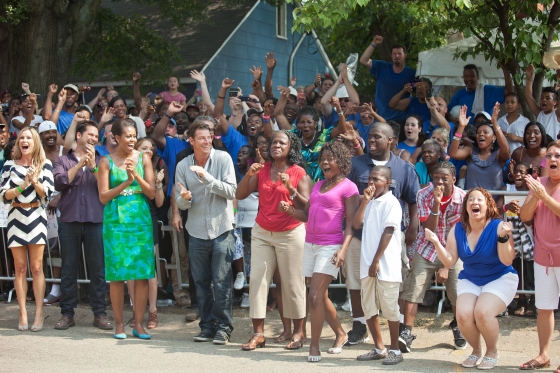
[247,108,263,117]
[63,84,79,94]
[288,86,298,98]
[336,86,349,99]
[38,121,57,134]
[186,104,200,112]
[474,111,491,121]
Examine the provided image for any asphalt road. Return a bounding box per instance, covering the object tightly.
[0,301,558,373]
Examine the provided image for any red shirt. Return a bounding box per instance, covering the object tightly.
[255,162,306,232]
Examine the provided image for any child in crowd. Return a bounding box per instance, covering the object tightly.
[352,166,403,365]
[160,76,187,106]
[525,65,560,140]
[503,162,535,316]
[498,92,530,152]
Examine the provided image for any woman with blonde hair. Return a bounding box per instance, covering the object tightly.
[0,127,54,331]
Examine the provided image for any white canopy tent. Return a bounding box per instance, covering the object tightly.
[417,36,560,87]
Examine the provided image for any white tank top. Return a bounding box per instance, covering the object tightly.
[537,111,559,140]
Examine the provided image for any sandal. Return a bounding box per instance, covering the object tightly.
[242,333,266,350]
[519,358,550,370]
[327,337,348,354]
[285,337,306,350]
[147,310,158,329]
[477,355,498,370]
[273,334,290,343]
[514,306,525,316]
[462,355,482,368]
[524,304,536,318]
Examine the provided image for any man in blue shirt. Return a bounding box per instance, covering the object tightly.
[359,35,416,122]
[388,78,432,123]
[448,64,513,124]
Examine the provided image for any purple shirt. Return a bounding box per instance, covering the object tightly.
[53,150,104,223]
[305,178,359,245]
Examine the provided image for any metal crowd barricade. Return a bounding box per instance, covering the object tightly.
[0,189,536,318]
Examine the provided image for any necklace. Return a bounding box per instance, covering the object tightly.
[302,132,318,147]
[322,175,344,191]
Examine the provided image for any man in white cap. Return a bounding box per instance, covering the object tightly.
[39,121,63,164]
[44,83,79,135]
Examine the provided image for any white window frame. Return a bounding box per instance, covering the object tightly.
[276,3,287,39]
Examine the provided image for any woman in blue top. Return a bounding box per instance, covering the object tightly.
[425,187,517,370]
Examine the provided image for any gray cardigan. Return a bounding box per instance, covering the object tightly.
[175,149,236,240]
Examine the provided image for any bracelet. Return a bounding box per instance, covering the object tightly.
[17,185,23,194]
[164,112,173,119]
[218,95,225,99]
[370,43,376,48]
[502,204,508,213]
[289,190,298,200]
[89,166,98,173]
[429,211,440,216]
[214,135,222,139]
[452,136,462,141]
[262,115,271,120]
[337,111,344,116]
[454,132,463,138]
[354,142,361,149]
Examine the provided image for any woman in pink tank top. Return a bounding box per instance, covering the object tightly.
[519,140,560,372]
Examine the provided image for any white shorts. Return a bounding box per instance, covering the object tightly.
[457,272,518,305]
[534,263,560,310]
[302,242,340,279]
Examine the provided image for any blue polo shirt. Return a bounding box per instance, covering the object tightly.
[56,110,75,135]
[348,152,420,237]
[156,136,189,196]
[448,85,505,124]
[407,98,431,123]
[222,123,248,164]
[369,61,416,122]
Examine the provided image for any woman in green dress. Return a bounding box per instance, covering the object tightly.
[98,118,156,339]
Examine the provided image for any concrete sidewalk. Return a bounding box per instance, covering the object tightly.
[0,302,558,372]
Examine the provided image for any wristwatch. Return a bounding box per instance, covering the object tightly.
[89,166,98,173]
[497,234,510,243]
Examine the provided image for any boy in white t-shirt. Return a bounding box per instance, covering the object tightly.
[498,92,530,152]
[351,166,403,365]
[525,65,560,140]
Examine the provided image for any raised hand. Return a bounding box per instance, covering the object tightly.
[330,96,341,112]
[58,88,67,103]
[132,72,141,82]
[491,101,500,124]
[526,64,535,80]
[362,102,375,115]
[339,63,348,82]
[167,101,184,115]
[254,149,265,165]
[363,185,375,201]
[249,66,262,81]
[458,105,470,128]
[403,83,413,93]
[97,87,107,98]
[177,182,192,200]
[222,78,235,89]
[190,70,206,82]
[29,93,37,107]
[100,107,114,123]
[265,52,276,70]
[290,76,297,87]
[49,84,58,95]
[498,221,513,238]
[190,165,206,178]
[21,82,30,93]
[278,86,291,97]
[427,96,438,110]
[263,101,275,117]
[315,74,322,86]
[525,175,546,200]
[372,35,383,46]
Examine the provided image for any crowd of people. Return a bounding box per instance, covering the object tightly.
[0,35,560,370]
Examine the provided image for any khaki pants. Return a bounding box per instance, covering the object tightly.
[249,223,306,319]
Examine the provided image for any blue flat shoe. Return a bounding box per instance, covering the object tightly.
[132,329,151,340]
[114,333,127,339]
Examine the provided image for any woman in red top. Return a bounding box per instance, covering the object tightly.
[236,130,311,351]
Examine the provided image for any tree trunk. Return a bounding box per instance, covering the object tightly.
[0,0,101,100]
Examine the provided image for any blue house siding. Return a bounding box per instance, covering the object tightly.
[202,1,330,113]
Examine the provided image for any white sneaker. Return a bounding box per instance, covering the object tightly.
[240,293,250,308]
[234,272,245,290]
[341,299,352,312]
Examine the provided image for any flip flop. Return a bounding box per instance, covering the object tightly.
[308,355,321,362]
[462,355,482,368]
[327,337,348,354]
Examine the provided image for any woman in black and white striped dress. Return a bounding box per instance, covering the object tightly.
[0,127,54,331]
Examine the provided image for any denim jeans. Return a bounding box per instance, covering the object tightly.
[59,222,106,317]
[188,230,235,336]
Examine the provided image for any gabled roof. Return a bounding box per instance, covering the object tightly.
[89,0,257,82]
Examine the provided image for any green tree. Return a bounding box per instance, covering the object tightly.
[291,0,560,119]
[0,0,244,98]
